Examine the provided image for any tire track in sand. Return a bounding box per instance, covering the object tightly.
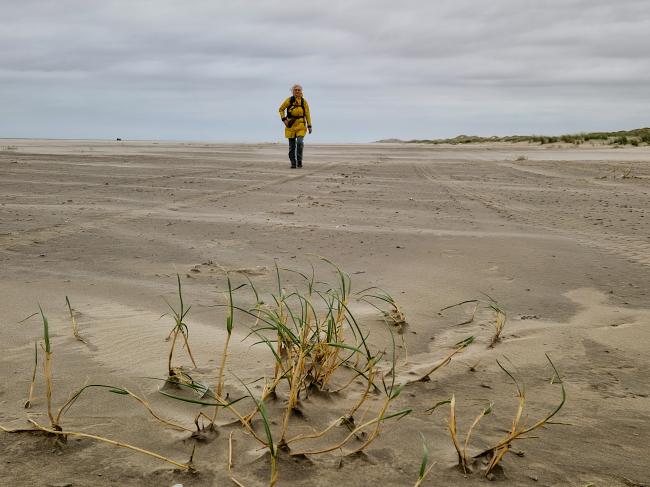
[414,162,650,268]
[0,160,342,251]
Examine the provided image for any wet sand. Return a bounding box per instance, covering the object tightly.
[1,139,649,486]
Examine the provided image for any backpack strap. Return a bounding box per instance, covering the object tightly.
[286,96,307,127]
[286,96,296,118]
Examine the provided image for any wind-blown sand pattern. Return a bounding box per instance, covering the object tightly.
[1,140,649,486]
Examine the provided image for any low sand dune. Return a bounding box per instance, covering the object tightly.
[1,140,649,486]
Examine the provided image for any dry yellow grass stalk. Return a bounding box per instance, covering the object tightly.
[416,336,474,382]
[43,346,57,429]
[65,296,85,343]
[24,341,38,408]
[228,432,247,487]
[55,384,192,432]
[478,355,566,477]
[27,418,190,470]
[448,395,465,470]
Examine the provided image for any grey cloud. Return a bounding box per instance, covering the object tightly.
[1,0,649,141]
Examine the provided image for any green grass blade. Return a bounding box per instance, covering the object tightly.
[426,399,451,413]
[234,374,275,456]
[159,389,246,407]
[419,432,429,479]
[18,312,39,324]
[381,408,412,421]
[439,299,479,312]
[38,305,50,353]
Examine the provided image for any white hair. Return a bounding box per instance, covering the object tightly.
[291,84,303,92]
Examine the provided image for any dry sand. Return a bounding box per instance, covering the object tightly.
[1,139,649,486]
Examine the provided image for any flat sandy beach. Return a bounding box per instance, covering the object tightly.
[1,140,649,486]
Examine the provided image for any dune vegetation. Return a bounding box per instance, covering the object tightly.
[2,260,566,486]
[379,127,650,146]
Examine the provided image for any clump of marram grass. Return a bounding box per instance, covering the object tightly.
[358,286,407,331]
[249,260,410,449]
[428,396,493,474]
[599,165,636,180]
[157,259,412,484]
[163,273,197,377]
[286,327,411,457]
[611,165,634,179]
[476,355,566,478]
[430,354,566,478]
[441,293,507,347]
[237,260,380,425]
[357,286,409,362]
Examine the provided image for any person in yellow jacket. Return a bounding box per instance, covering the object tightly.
[279,84,312,168]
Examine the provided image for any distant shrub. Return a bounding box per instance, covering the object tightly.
[614,136,629,145]
[559,135,584,144]
[585,133,609,141]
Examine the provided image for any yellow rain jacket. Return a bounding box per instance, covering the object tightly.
[279,96,311,138]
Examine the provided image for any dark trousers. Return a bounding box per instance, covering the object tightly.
[288,136,304,167]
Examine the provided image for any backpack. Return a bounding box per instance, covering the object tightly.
[286,96,305,128]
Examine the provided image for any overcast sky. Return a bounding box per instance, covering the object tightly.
[1,0,649,142]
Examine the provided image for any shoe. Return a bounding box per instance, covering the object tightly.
[297,164,303,168]
[290,165,296,169]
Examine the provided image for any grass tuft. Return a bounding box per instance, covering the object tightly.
[163,274,197,377]
[431,355,567,478]
[477,354,566,477]
[440,294,507,347]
